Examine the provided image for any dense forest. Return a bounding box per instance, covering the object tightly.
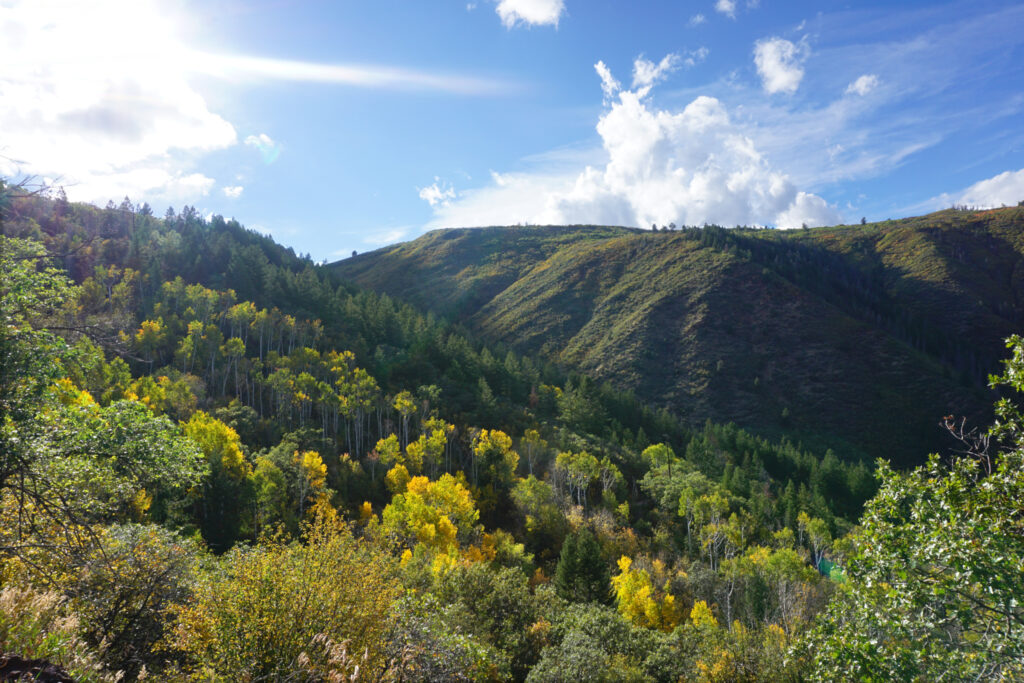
[2,182,1022,681]
[333,208,1024,465]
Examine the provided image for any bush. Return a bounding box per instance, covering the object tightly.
[173,505,399,680]
[0,585,116,682]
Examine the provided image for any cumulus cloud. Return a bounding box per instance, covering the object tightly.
[0,0,236,203]
[689,13,707,26]
[595,61,621,102]
[418,178,457,207]
[845,74,879,96]
[956,169,1024,208]
[629,51,706,96]
[715,0,737,19]
[632,54,681,94]
[423,57,840,231]
[754,37,809,95]
[222,185,244,199]
[496,0,565,28]
[244,133,281,164]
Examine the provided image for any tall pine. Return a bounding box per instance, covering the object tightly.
[554,527,612,604]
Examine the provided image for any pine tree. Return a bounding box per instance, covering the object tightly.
[554,527,612,604]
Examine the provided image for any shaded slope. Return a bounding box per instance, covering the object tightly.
[332,208,1024,465]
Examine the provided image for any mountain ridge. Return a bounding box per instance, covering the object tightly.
[333,207,1024,464]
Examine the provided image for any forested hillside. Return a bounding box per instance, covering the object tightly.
[2,184,1022,681]
[333,209,1024,465]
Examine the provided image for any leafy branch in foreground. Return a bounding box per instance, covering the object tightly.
[800,335,1024,681]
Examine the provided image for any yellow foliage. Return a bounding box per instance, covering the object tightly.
[385,464,411,494]
[612,555,681,631]
[695,649,737,683]
[431,552,459,576]
[472,429,519,483]
[380,474,479,558]
[183,411,249,479]
[689,600,718,629]
[173,511,398,680]
[765,622,787,647]
[462,531,503,564]
[359,501,374,522]
[295,451,327,489]
[53,378,96,407]
[131,488,153,520]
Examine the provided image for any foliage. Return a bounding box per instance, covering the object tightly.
[0,585,117,683]
[386,594,501,681]
[173,506,399,680]
[65,524,202,678]
[9,190,1023,680]
[612,556,681,632]
[380,473,479,557]
[430,562,555,680]
[0,236,72,496]
[801,336,1024,681]
[554,527,612,605]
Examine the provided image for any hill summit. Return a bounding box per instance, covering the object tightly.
[333,208,1024,464]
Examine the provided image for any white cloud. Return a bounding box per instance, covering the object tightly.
[496,0,565,28]
[418,178,457,207]
[426,170,575,228]
[595,61,621,102]
[244,133,281,164]
[845,74,879,96]
[689,13,707,26]
[0,0,514,208]
[754,37,809,95]
[193,52,515,96]
[222,185,244,199]
[684,47,710,68]
[715,0,737,19]
[424,57,840,231]
[955,169,1024,208]
[0,0,236,203]
[632,54,681,94]
[364,227,412,245]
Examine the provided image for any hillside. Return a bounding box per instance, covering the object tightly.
[332,208,1024,465]
[5,186,1023,681]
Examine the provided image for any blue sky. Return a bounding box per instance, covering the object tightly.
[1,0,1022,260]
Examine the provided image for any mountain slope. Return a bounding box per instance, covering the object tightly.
[332,208,1024,464]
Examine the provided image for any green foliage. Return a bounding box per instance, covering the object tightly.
[173,508,399,680]
[430,563,555,680]
[554,527,612,605]
[334,210,1024,465]
[0,236,72,492]
[801,336,1024,680]
[0,585,117,682]
[66,524,202,678]
[387,594,501,681]
[511,476,569,563]
[11,189,1024,681]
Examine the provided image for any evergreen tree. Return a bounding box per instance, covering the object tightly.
[554,528,612,605]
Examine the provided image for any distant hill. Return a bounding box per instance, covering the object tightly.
[332,208,1024,465]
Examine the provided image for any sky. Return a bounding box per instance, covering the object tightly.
[1,0,1023,261]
